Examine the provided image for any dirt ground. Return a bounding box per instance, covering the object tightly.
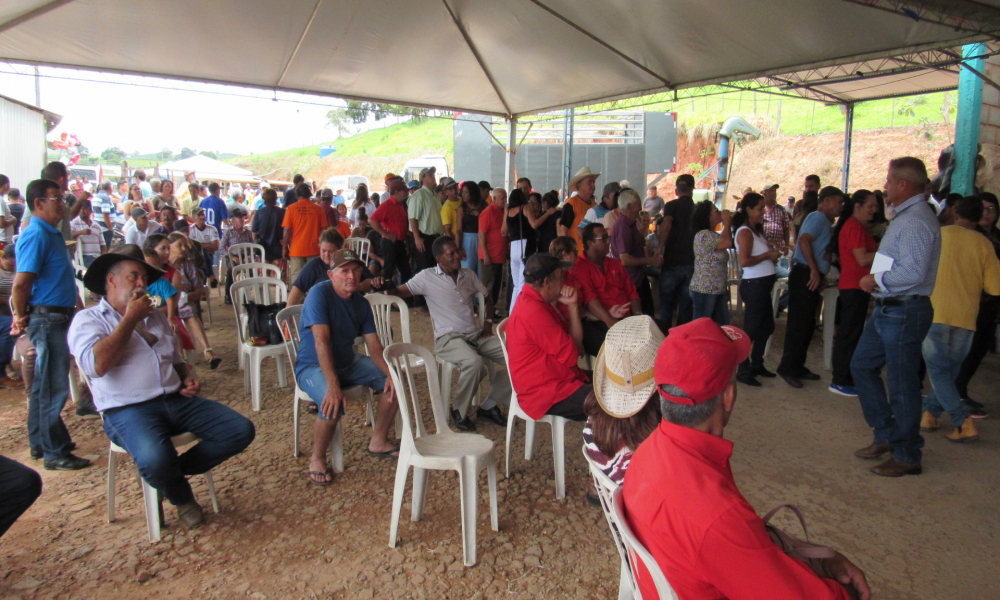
[1,292,998,600]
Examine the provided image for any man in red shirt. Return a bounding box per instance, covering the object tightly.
[369,178,411,285]
[505,253,589,421]
[478,187,509,310]
[571,222,641,356]
[623,318,871,600]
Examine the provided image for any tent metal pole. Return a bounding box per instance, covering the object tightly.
[954,43,987,196]
[842,103,854,192]
[505,117,518,192]
[562,108,575,200]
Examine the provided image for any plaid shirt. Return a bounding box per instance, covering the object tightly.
[762,204,790,252]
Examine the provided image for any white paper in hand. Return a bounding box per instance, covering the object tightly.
[871,252,894,274]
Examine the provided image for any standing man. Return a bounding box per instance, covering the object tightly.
[12,179,90,471]
[199,183,229,237]
[793,174,823,221]
[251,188,285,264]
[369,178,411,286]
[581,182,620,231]
[852,157,940,477]
[643,184,664,217]
[659,174,697,326]
[284,175,304,208]
[777,186,844,388]
[23,162,71,239]
[761,183,791,264]
[282,183,326,284]
[189,207,221,287]
[611,188,662,316]
[93,181,117,249]
[0,175,17,246]
[920,196,1000,443]
[479,187,509,311]
[558,167,599,250]
[393,237,510,431]
[407,167,444,307]
[137,169,152,198]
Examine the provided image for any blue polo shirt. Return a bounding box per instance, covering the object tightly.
[200,195,229,236]
[16,217,77,307]
[295,281,376,377]
[792,211,834,274]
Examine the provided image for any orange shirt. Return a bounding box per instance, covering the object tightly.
[336,221,352,240]
[565,195,596,250]
[282,200,325,257]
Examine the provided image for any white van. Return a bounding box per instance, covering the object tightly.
[324,174,370,202]
[402,155,449,184]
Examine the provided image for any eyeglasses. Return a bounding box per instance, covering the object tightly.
[985,206,997,212]
[44,195,64,202]
[593,235,610,242]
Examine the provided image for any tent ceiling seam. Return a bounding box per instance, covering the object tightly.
[276,0,323,88]
[439,0,511,116]
[0,0,75,35]
[527,0,672,88]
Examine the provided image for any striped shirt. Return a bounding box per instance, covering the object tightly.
[873,194,940,298]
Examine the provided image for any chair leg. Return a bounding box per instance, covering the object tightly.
[293,398,301,458]
[411,467,429,522]
[487,456,498,532]
[140,478,161,543]
[505,414,516,478]
[251,356,262,411]
[276,354,287,389]
[366,392,375,429]
[618,562,634,600]
[330,420,344,474]
[459,458,479,567]
[205,470,219,513]
[524,420,537,461]
[107,452,117,523]
[552,419,566,500]
[243,356,251,394]
[388,460,410,549]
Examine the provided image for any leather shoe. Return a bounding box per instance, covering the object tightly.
[43,453,91,471]
[753,366,777,378]
[736,373,761,387]
[451,409,476,432]
[853,440,893,459]
[870,457,922,477]
[798,368,821,381]
[476,405,507,427]
[176,501,205,528]
[32,442,76,460]
[779,373,803,388]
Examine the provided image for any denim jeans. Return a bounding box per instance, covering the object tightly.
[922,323,974,428]
[737,275,776,376]
[296,354,387,421]
[954,295,1000,399]
[690,291,730,326]
[102,393,256,505]
[851,296,933,465]
[0,454,42,538]
[26,313,74,461]
[659,265,694,326]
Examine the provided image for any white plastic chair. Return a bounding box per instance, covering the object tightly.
[107,433,219,543]
[230,276,289,411]
[384,342,498,567]
[229,242,265,266]
[764,276,789,357]
[276,304,352,469]
[821,286,839,371]
[609,486,679,600]
[496,319,569,500]
[365,293,418,429]
[726,248,742,316]
[584,449,635,600]
[232,262,282,282]
[344,237,370,264]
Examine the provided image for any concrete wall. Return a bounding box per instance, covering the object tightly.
[980,53,1000,145]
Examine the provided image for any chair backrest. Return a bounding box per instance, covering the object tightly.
[230,243,265,266]
[383,343,450,444]
[472,291,486,329]
[344,237,370,264]
[365,293,412,348]
[609,486,679,600]
[230,276,288,345]
[276,304,302,375]
[233,262,281,282]
[583,448,635,590]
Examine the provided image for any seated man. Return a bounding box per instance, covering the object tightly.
[69,246,256,528]
[392,236,510,432]
[571,222,641,356]
[295,249,399,486]
[623,318,870,600]
[287,229,382,305]
[506,253,590,421]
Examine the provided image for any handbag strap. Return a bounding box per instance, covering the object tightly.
[763,504,836,560]
[763,503,810,540]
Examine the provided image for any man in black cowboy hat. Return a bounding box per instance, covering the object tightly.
[69,245,256,529]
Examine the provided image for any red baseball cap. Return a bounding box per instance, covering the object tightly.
[655,318,752,405]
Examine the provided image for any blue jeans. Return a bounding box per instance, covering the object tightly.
[26,313,73,460]
[922,323,974,428]
[690,290,730,325]
[102,393,256,505]
[461,232,480,277]
[851,297,933,465]
[659,265,694,326]
[296,354,387,420]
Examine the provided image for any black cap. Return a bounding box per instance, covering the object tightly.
[523,253,573,284]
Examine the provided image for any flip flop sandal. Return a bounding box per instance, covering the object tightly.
[366,447,400,459]
[309,468,334,486]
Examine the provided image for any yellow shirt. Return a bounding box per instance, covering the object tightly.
[441,199,462,234]
[930,225,1000,330]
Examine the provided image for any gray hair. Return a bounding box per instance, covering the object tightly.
[889,157,929,186]
[618,188,641,212]
[658,384,722,427]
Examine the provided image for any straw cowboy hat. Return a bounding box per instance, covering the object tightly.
[593,316,665,418]
[568,166,600,192]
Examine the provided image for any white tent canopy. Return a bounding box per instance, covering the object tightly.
[1,1,998,118]
[157,155,256,182]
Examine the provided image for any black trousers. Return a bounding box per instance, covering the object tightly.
[0,455,42,539]
[831,288,871,386]
[546,383,592,421]
[955,295,1000,399]
[381,238,412,285]
[778,264,823,377]
[738,275,776,376]
[407,233,438,307]
[582,321,610,358]
[637,276,656,317]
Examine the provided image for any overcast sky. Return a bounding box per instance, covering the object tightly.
[0,64,352,157]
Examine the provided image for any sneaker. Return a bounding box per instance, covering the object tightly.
[969,407,988,419]
[964,397,985,410]
[44,453,92,471]
[828,383,858,397]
